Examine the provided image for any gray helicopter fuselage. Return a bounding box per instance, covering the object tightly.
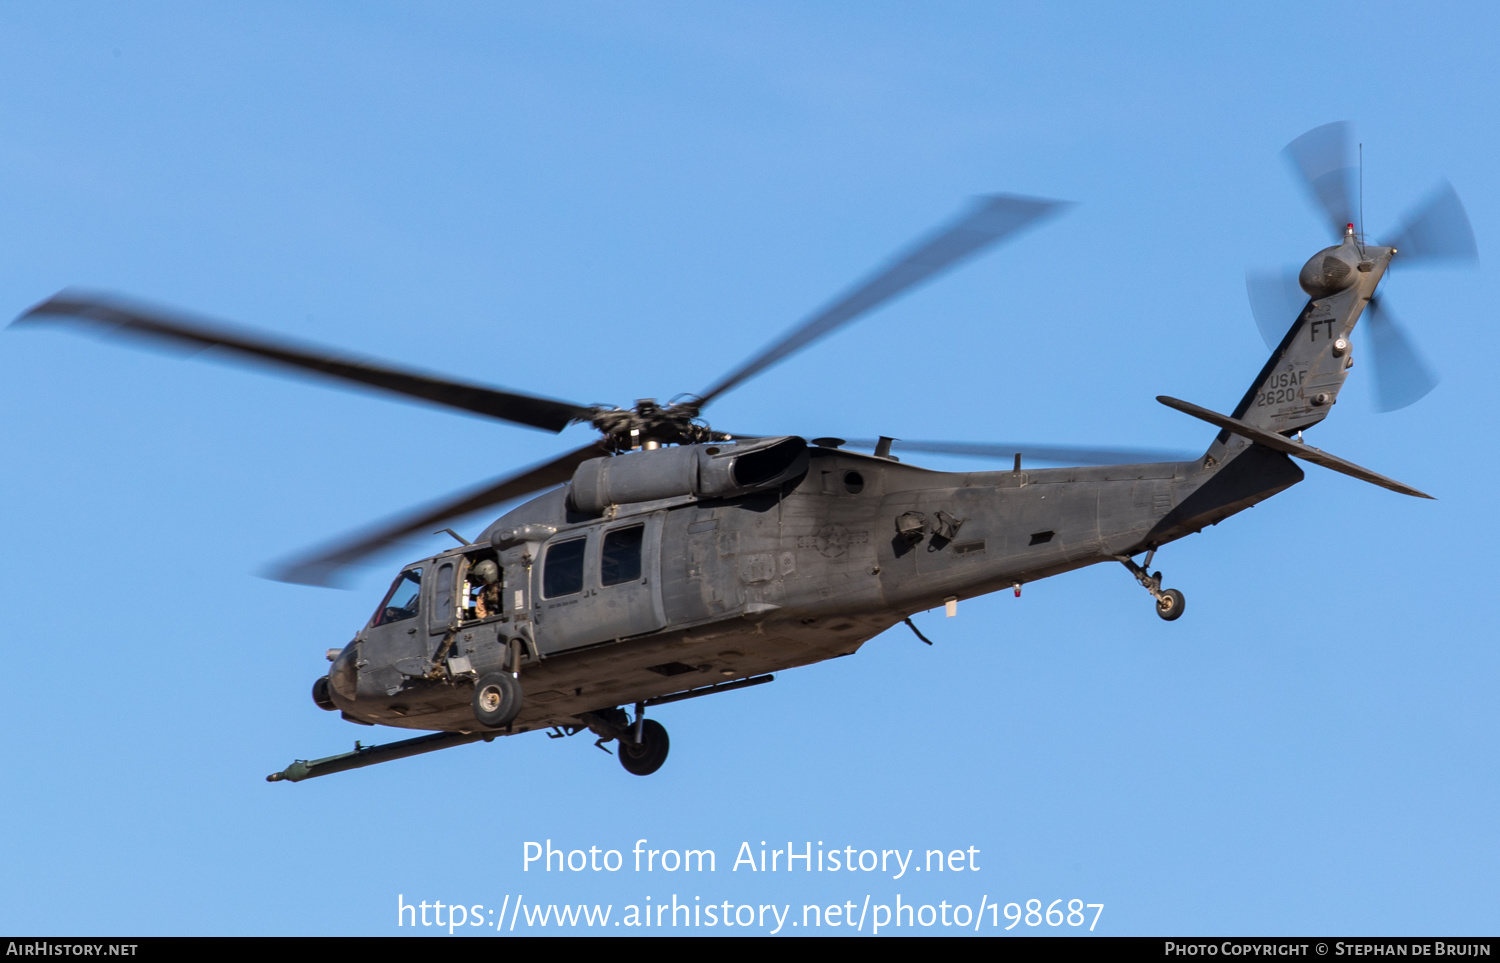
[16,128,1455,782]
[327,236,1397,737]
[326,442,1303,733]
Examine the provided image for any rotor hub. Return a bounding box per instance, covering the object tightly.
[586,398,716,450]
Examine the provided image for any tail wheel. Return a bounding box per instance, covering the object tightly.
[472,672,523,729]
[618,719,670,776]
[1156,588,1186,622]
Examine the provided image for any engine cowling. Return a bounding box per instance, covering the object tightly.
[567,436,809,514]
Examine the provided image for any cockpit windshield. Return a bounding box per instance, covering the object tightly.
[373,568,422,626]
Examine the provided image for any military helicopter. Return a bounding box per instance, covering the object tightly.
[13,122,1473,782]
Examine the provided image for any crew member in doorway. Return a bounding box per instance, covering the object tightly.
[468,560,502,619]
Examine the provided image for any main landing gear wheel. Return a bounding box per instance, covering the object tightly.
[472,672,522,729]
[618,719,670,776]
[1118,553,1187,623]
[1155,588,1186,622]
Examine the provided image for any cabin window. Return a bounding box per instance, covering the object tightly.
[600,525,644,586]
[374,568,422,625]
[542,537,586,598]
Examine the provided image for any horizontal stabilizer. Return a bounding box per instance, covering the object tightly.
[1156,395,1433,499]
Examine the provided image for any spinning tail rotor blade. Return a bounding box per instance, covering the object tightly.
[13,291,593,433]
[1364,298,1439,412]
[841,438,1195,465]
[1245,268,1307,350]
[694,194,1070,407]
[1386,180,1478,265]
[1283,121,1358,238]
[267,442,608,587]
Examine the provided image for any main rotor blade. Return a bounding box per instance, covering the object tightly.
[13,291,593,433]
[841,438,1196,466]
[1386,180,1478,265]
[1364,298,1439,412]
[694,195,1070,407]
[1245,267,1307,350]
[267,441,607,587]
[1283,121,1357,238]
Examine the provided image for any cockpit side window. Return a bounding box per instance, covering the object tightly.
[433,562,455,624]
[373,568,423,626]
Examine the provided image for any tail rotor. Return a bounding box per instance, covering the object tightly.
[1244,121,1476,412]
[1364,297,1440,412]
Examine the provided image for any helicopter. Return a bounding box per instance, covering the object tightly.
[12,122,1474,783]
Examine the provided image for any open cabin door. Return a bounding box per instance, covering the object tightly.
[532,512,666,656]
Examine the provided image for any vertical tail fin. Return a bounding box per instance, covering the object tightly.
[1206,234,1391,464]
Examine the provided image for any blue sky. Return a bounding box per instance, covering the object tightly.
[2,2,1496,936]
